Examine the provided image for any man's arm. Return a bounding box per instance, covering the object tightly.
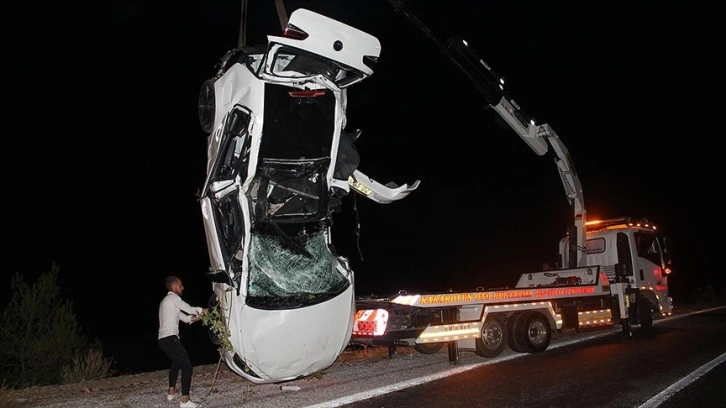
[172,296,206,320]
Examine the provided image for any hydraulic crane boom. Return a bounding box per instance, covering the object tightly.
[387,0,586,267]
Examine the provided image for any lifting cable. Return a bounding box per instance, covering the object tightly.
[238,0,248,47]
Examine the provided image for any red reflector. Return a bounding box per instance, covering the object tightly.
[288,90,326,98]
[282,24,308,40]
[357,321,377,332]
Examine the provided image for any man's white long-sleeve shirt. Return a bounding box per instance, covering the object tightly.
[158,291,203,339]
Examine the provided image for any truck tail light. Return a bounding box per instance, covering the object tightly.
[353,309,389,336]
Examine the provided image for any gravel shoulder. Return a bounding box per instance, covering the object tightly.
[0,346,424,408]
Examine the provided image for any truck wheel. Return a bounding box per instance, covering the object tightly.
[519,312,552,353]
[638,297,654,330]
[414,342,444,354]
[507,312,528,353]
[475,316,507,358]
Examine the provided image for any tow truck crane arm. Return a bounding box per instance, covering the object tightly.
[387,0,586,267]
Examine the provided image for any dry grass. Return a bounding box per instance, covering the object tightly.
[61,347,116,384]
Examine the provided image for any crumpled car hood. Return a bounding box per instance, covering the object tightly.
[223,285,355,383]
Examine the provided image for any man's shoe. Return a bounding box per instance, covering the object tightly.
[167,393,176,401]
[179,400,198,408]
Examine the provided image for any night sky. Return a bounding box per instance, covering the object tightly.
[5,1,720,373]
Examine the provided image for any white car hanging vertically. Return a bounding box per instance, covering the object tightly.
[196,8,419,384]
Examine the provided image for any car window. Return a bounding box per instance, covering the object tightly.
[266,43,366,88]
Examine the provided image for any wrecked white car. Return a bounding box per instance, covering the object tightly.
[196,8,419,384]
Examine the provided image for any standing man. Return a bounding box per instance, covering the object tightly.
[158,275,208,408]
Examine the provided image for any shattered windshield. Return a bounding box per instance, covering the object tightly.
[246,230,349,310]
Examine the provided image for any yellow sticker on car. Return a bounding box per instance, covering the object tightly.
[348,177,372,196]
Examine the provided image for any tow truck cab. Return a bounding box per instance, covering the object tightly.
[561,217,673,322]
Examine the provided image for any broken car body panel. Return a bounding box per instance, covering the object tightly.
[348,169,420,203]
[198,8,419,383]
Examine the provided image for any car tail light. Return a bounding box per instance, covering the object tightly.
[282,23,308,40]
[288,90,326,98]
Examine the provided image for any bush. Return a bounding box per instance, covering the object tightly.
[199,302,233,353]
[61,345,116,384]
[0,262,114,388]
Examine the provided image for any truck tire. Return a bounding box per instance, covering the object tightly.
[507,312,528,353]
[638,297,654,330]
[475,316,507,358]
[414,342,444,354]
[519,311,552,353]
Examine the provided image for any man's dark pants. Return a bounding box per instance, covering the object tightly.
[158,335,193,396]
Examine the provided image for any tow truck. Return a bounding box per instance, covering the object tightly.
[350,0,674,360]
